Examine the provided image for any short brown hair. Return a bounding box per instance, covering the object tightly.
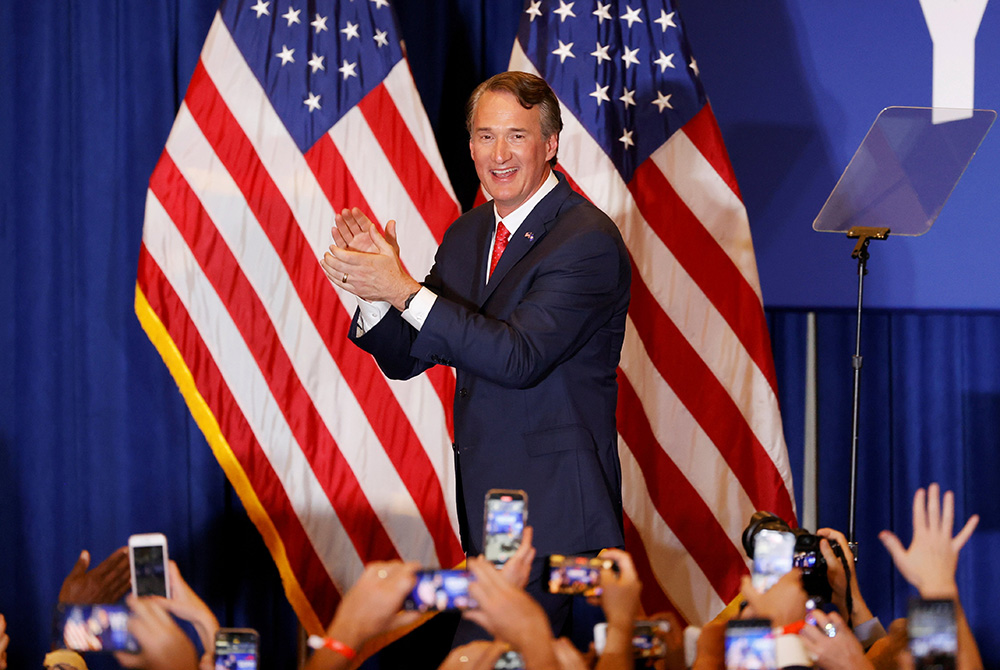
[466,71,562,165]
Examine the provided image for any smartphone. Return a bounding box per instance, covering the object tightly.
[593,619,671,658]
[53,603,139,653]
[908,599,957,670]
[493,650,525,669]
[403,569,477,611]
[215,628,259,670]
[545,554,616,597]
[751,529,796,592]
[129,532,170,598]
[725,619,775,670]
[483,489,527,565]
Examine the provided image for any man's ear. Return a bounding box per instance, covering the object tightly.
[545,134,558,162]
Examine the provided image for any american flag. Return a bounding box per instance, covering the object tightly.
[509,0,797,622]
[135,0,465,632]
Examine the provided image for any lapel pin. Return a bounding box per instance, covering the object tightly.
[524,232,534,241]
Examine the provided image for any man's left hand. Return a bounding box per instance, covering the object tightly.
[321,218,419,310]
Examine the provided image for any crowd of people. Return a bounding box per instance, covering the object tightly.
[0,482,981,670]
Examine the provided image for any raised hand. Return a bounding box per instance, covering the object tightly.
[59,547,130,604]
[878,483,978,598]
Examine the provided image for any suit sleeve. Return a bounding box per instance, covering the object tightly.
[411,222,628,389]
[348,306,434,380]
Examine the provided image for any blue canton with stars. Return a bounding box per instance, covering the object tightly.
[518,0,707,183]
[220,0,405,153]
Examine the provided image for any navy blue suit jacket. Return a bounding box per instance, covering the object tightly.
[350,173,630,557]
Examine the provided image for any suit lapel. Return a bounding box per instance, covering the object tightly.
[481,176,572,304]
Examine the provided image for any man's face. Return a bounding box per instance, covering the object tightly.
[469,90,558,218]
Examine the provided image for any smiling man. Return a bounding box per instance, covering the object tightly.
[321,71,630,637]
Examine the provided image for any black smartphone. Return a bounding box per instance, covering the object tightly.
[908,599,957,670]
[751,529,795,592]
[129,532,170,598]
[725,618,775,670]
[593,619,671,658]
[483,489,527,565]
[545,554,616,597]
[403,569,477,611]
[214,628,259,670]
[53,603,139,653]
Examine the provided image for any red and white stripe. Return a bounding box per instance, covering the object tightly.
[137,13,464,629]
[510,42,796,625]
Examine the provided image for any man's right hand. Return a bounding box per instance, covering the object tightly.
[332,208,400,257]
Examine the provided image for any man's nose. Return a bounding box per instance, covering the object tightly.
[493,138,511,162]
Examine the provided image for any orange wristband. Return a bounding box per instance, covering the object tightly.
[778,620,806,635]
[307,635,357,660]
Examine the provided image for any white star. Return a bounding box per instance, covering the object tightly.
[308,52,325,73]
[689,57,700,76]
[590,42,611,64]
[654,50,675,72]
[525,0,543,22]
[275,44,295,65]
[589,82,610,106]
[282,6,301,25]
[619,128,635,148]
[651,91,673,112]
[370,0,390,8]
[553,0,576,22]
[251,0,269,18]
[551,40,576,63]
[341,21,360,40]
[619,5,643,28]
[339,59,358,80]
[654,9,676,31]
[373,28,389,47]
[592,2,612,22]
[621,45,640,69]
[304,92,322,112]
[311,13,328,33]
[619,87,636,108]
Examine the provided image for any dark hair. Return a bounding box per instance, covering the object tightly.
[466,71,562,165]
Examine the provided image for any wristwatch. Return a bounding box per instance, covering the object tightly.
[404,288,420,311]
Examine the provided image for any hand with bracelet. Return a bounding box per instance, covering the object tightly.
[306,560,422,670]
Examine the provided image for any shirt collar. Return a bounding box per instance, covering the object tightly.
[492,169,559,235]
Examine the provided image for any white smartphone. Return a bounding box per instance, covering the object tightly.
[751,529,795,592]
[128,533,170,598]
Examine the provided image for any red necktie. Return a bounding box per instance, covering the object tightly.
[488,221,510,279]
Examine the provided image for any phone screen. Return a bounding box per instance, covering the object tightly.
[132,544,168,597]
[53,604,139,653]
[593,620,670,658]
[751,529,795,592]
[725,619,775,670]
[215,629,259,670]
[483,490,526,565]
[403,570,477,611]
[493,650,524,669]
[908,599,957,670]
[546,555,614,597]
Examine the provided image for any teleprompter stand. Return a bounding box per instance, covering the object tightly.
[813,106,995,558]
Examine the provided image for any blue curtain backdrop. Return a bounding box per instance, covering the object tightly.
[2,1,998,668]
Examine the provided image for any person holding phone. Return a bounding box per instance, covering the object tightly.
[322,70,629,638]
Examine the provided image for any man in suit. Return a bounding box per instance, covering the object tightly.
[321,72,630,634]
